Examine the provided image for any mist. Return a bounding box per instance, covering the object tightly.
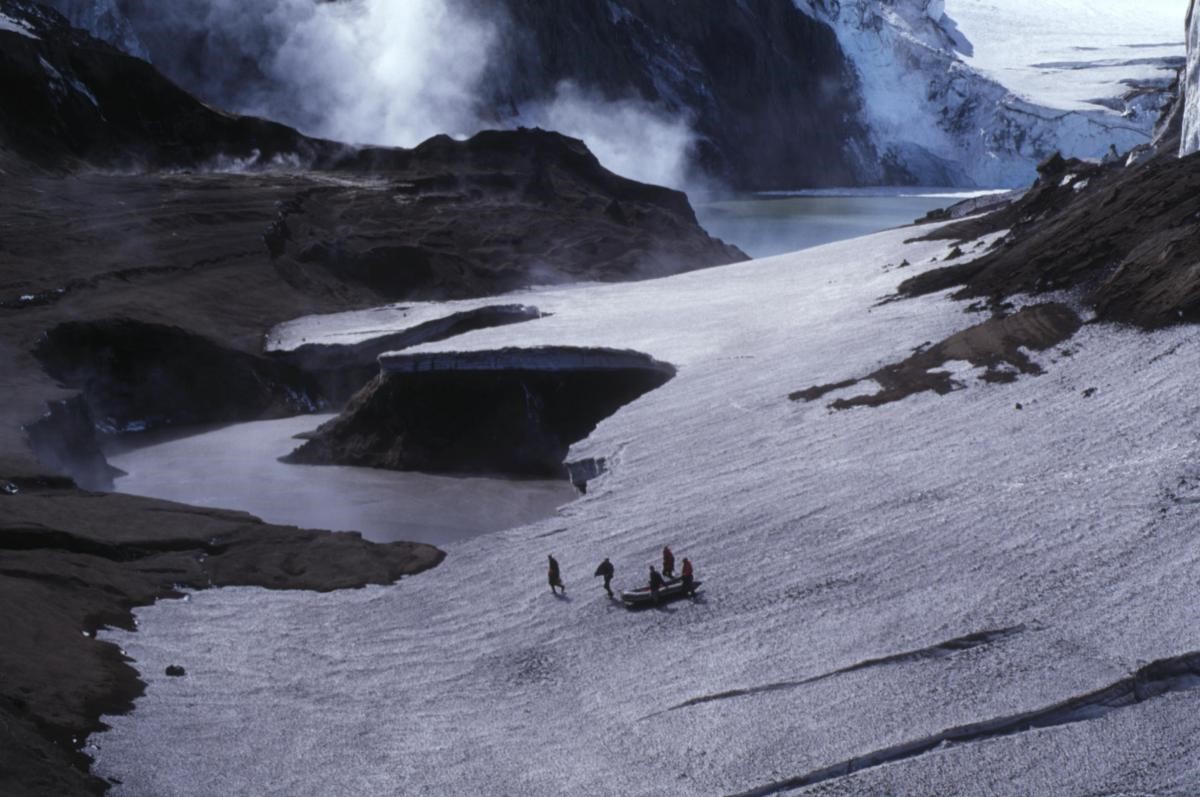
[522,83,698,192]
[109,0,700,190]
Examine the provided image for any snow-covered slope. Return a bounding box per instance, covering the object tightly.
[798,0,1185,186]
[92,226,1200,795]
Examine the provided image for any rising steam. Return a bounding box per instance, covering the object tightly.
[104,0,699,189]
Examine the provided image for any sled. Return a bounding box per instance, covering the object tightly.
[620,578,702,608]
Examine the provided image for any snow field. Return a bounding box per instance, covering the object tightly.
[94,225,1200,795]
[945,0,1186,111]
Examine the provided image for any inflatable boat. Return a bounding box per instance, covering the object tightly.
[620,578,701,607]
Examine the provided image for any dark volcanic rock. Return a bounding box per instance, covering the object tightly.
[99,0,873,190]
[35,318,321,431]
[164,665,185,677]
[23,394,123,491]
[900,147,1200,328]
[469,0,872,189]
[0,0,350,172]
[285,347,676,477]
[267,129,748,301]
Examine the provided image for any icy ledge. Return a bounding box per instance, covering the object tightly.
[285,347,675,478]
[377,346,677,375]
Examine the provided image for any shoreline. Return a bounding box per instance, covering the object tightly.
[0,483,444,795]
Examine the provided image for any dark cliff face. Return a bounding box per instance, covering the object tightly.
[467,0,872,190]
[0,0,341,171]
[60,0,872,190]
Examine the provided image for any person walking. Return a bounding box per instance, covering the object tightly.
[680,557,695,597]
[594,557,615,598]
[649,565,664,604]
[548,554,565,595]
[662,545,675,579]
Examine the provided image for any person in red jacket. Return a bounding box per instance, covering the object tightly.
[662,545,675,578]
[680,557,695,597]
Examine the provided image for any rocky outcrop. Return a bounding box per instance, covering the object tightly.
[899,144,1200,329]
[35,319,320,434]
[284,347,675,477]
[22,395,123,492]
[265,129,748,302]
[0,0,349,172]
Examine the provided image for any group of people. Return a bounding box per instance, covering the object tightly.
[546,545,697,602]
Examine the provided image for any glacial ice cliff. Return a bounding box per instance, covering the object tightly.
[798,0,1179,186]
[1182,0,1200,155]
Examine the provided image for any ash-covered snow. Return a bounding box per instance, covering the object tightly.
[93,227,1200,794]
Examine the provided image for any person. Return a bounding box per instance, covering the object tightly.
[662,545,675,578]
[594,557,615,598]
[649,565,664,604]
[548,554,564,595]
[680,557,695,597]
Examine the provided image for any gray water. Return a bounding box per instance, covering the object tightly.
[107,193,986,546]
[107,415,579,546]
[696,191,994,258]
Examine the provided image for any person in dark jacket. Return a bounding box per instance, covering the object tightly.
[649,565,664,604]
[594,558,615,598]
[548,554,564,594]
[680,557,695,597]
[662,545,675,578]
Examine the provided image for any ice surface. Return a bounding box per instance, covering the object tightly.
[93,226,1200,794]
[1181,0,1200,155]
[945,0,1185,111]
[799,0,1185,187]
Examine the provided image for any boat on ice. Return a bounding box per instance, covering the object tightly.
[620,577,702,607]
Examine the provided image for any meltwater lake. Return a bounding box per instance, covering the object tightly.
[696,188,1003,258]
[108,189,995,544]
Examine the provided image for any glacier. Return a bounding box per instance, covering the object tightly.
[1181,0,1200,154]
[797,0,1185,187]
[91,224,1200,795]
